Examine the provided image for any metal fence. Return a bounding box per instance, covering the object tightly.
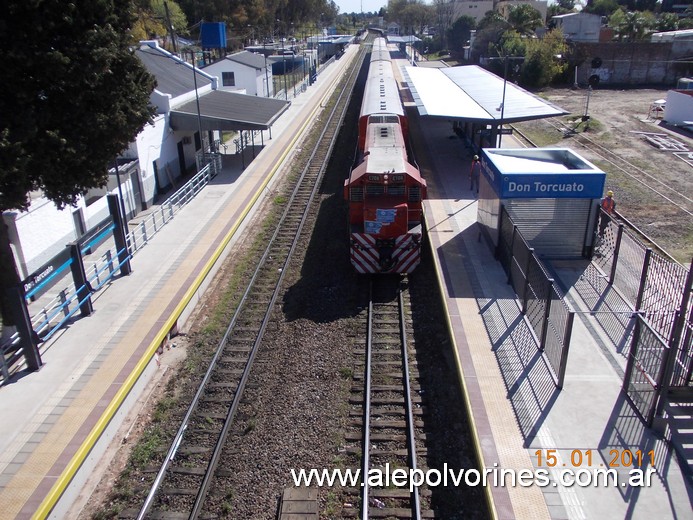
[1,160,220,384]
[498,207,575,387]
[585,208,693,424]
[127,159,218,255]
[623,316,670,426]
[591,209,692,389]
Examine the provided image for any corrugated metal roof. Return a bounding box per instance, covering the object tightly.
[403,64,568,123]
[169,90,290,131]
[387,35,421,43]
[222,51,267,70]
[136,46,212,98]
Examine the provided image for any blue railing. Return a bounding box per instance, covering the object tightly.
[1,161,220,380]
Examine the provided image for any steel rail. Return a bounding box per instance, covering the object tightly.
[137,43,367,520]
[360,280,374,520]
[190,44,367,520]
[398,285,422,520]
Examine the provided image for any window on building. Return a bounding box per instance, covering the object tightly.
[222,71,235,87]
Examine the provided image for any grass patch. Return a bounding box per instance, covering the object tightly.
[130,426,164,468]
[243,418,257,435]
[151,394,178,423]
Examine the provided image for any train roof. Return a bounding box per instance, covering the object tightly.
[361,58,405,118]
[370,38,391,63]
[403,65,568,123]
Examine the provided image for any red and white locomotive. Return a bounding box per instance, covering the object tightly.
[344,38,426,274]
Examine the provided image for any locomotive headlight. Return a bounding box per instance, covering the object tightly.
[383,174,388,180]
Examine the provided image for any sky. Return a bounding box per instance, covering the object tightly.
[335,0,388,14]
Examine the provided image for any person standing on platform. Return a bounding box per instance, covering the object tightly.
[470,155,481,195]
[599,190,616,237]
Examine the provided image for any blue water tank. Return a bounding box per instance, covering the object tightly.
[201,22,227,49]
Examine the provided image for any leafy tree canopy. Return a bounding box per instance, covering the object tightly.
[175,0,339,38]
[0,0,156,326]
[506,4,544,35]
[131,0,189,41]
[608,8,656,41]
[447,15,476,51]
[583,0,621,17]
[0,0,156,212]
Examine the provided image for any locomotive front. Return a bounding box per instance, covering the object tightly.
[345,116,426,274]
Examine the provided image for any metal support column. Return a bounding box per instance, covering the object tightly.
[108,194,132,276]
[69,243,93,317]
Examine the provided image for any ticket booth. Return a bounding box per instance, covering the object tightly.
[477,148,606,258]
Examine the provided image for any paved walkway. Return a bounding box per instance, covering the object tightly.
[409,76,692,518]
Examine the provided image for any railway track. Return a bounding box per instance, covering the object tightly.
[125,46,367,520]
[534,119,693,218]
[344,276,433,519]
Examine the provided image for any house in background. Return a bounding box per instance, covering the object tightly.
[131,40,219,209]
[551,12,602,43]
[387,22,400,35]
[4,40,290,281]
[453,0,493,25]
[203,50,274,97]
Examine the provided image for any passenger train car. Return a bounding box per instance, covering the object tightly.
[344,38,427,274]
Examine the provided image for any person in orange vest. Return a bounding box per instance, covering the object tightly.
[599,190,616,237]
[470,155,481,195]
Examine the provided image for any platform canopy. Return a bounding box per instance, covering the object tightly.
[403,65,568,123]
[387,35,422,44]
[170,90,290,132]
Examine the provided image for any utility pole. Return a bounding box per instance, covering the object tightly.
[163,1,178,54]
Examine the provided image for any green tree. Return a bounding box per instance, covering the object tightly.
[584,0,621,17]
[506,4,544,35]
[131,0,189,43]
[432,0,457,48]
[447,15,476,53]
[0,0,156,326]
[520,29,568,87]
[656,12,679,32]
[609,9,655,41]
[472,10,509,61]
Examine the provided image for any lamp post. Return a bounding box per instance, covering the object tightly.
[491,55,523,148]
[189,49,206,153]
[498,57,508,148]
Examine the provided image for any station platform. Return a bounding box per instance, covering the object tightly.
[406,76,693,518]
[0,45,359,519]
[2,39,690,520]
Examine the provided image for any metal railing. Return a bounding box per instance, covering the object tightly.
[1,162,220,384]
[498,207,575,387]
[591,208,692,388]
[623,316,670,426]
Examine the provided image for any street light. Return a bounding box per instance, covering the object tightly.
[490,55,524,148]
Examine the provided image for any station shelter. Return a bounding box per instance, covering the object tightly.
[477,148,606,258]
[403,64,568,150]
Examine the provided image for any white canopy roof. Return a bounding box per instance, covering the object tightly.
[403,65,568,123]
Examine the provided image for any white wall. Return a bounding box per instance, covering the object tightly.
[204,58,270,96]
[5,199,78,277]
[554,13,601,42]
[131,115,199,203]
[454,0,494,24]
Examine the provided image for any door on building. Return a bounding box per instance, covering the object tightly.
[177,141,186,177]
[130,169,144,214]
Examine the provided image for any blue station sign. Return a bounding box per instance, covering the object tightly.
[480,148,606,199]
